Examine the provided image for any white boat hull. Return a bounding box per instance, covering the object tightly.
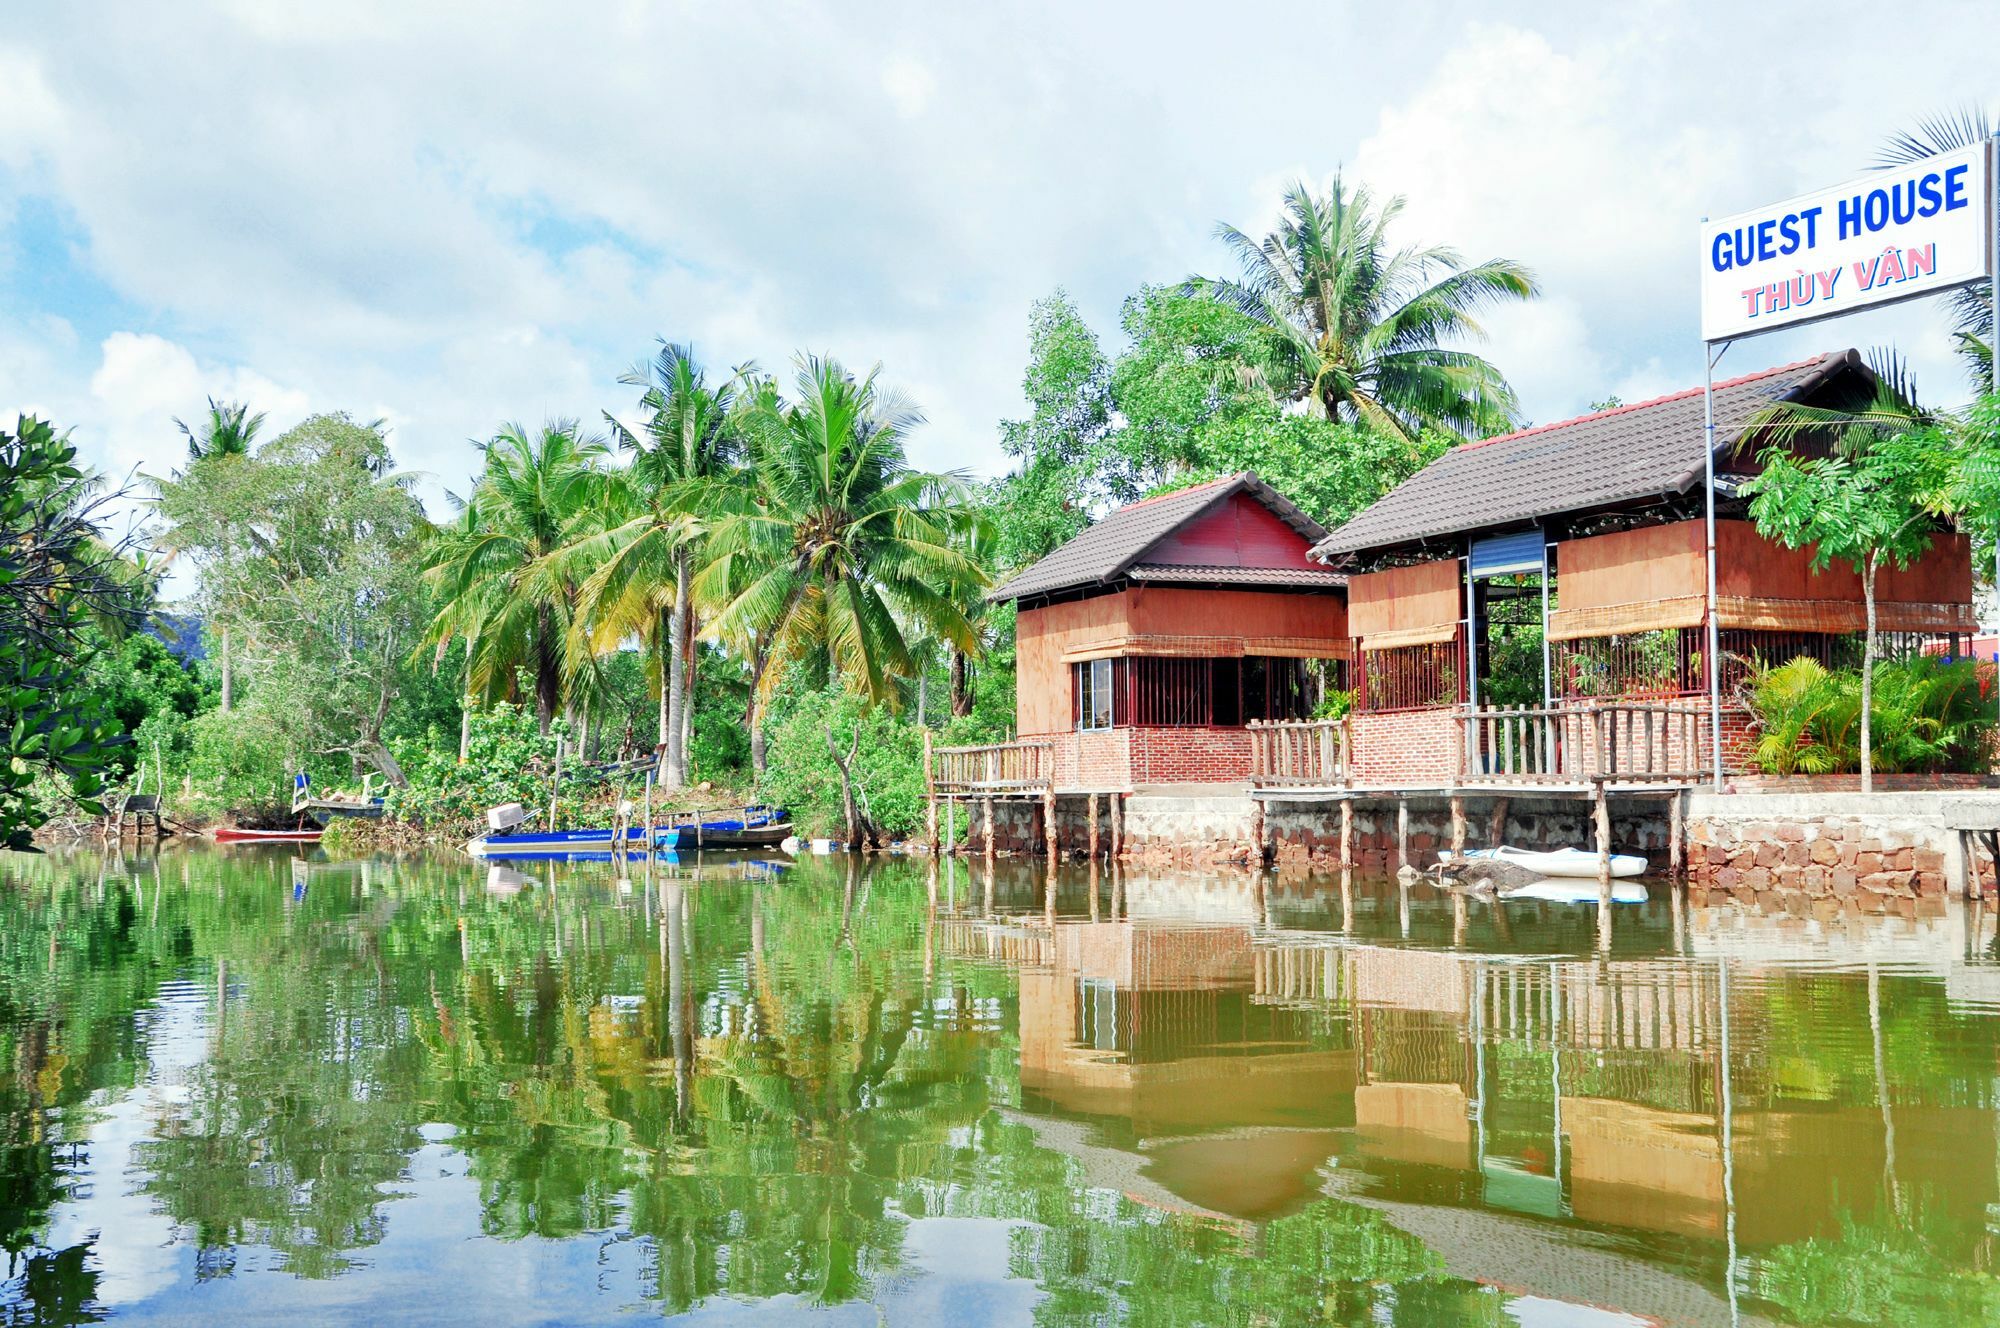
[1464,845,1647,879]
[1504,878,1650,905]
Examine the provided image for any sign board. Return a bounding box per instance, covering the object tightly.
[1699,143,1992,342]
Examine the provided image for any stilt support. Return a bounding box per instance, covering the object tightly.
[1087,792,1100,863]
[1449,795,1467,859]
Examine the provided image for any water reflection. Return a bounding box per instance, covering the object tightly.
[0,846,1996,1325]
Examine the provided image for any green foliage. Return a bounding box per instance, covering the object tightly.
[758,684,927,839]
[0,415,143,848]
[1189,175,1538,442]
[155,413,434,780]
[388,702,568,829]
[1752,1212,2000,1326]
[994,291,1120,568]
[181,707,299,819]
[1746,655,1994,776]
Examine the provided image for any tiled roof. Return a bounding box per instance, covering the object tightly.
[1126,564,1348,588]
[1310,350,1868,560]
[989,473,1328,603]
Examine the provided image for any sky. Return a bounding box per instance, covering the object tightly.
[1,0,1995,522]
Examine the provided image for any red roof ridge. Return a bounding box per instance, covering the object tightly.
[1121,471,1247,509]
[1461,354,1835,452]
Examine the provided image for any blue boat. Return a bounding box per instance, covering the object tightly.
[465,807,789,858]
[464,826,670,858]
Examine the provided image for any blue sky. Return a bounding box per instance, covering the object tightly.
[1,1,1994,522]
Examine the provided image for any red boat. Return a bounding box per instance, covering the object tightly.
[214,825,324,845]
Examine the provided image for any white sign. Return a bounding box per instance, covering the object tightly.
[1699,143,1992,342]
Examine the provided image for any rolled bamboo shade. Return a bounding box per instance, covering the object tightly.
[1350,558,1459,647]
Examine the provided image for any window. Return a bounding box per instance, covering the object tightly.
[1076,657,1116,731]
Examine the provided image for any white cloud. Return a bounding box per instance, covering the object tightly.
[881,56,938,119]
[0,0,1994,510]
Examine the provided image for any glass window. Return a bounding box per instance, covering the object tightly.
[1076,658,1115,731]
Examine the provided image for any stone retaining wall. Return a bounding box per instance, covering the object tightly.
[1686,791,1995,917]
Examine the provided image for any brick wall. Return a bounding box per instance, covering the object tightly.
[1350,709,1461,785]
[1129,727,1252,785]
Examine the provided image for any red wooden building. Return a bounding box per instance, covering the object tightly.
[985,473,1349,790]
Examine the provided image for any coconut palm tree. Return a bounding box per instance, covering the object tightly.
[567,343,745,787]
[689,355,987,773]
[174,397,265,463]
[1878,107,1994,388]
[1189,176,1539,443]
[420,421,607,734]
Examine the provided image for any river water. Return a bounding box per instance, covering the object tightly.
[0,846,1997,1326]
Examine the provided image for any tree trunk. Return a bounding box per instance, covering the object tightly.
[664,555,689,787]
[362,739,411,789]
[220,625,233,713]
[950,650,973,718]
[459,640,474,762]
[747,638,771,777]
[680,615,696,778]
[657,634,670,770]
[533,606,560,735]
[1862,556,1877,795]
[827,722,862,844]
[916,671,928,729]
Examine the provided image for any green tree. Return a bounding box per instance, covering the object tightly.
[1189,175,1538,443]
[693,355,988,773]
[422,421,608,735]
[0,416,144,848]
[993,292,1119,567]
[579,342,745,787]
[1744,425,1957,791]
[157,401,267,711]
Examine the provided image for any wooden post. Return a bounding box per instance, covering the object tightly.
[1668,790,1684,881]
[1595,783,1614,952]
[1087,792,1100,863]
[1396,797,1410,871]
[1110,793,1123,862]
[1043,790,1059,866]
[946,796,955,856]
[548,736,564,831]
[643,771,654,849]
[1250,796,1267,869]
[983,796,996,862]
[1449,795,1467,859]
[924,732,938,855]
[1488,796,1510,850]
[1340,798,1354,871]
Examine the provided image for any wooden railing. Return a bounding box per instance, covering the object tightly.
[1248,718,1351,788]
[930,738,1054,794]
[1461,700,1706,784]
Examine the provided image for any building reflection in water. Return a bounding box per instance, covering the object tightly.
[938,866,2000,1326]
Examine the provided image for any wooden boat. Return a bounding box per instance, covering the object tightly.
[660,807,792,850]
[1462,845,1646,879]
[215,824,324,845]
[1501,878,1650,905]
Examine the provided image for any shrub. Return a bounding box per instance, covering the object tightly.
[759,688,927,840]
[1746,654,1993,776]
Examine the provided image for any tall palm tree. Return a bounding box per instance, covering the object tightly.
[1877,107,1994,388]
[162,398,265,710]
[174,397,265,463]
[571,343,744,787]
[690,355,987,773]
[1189,176,1539,443]
[421,421,607,734]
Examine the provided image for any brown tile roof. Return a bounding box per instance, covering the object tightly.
[1126,563,1348,588]
[989,472,1329,603]
[1310,349,1868,560]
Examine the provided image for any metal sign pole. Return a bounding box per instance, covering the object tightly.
[1703,345,1726,792]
